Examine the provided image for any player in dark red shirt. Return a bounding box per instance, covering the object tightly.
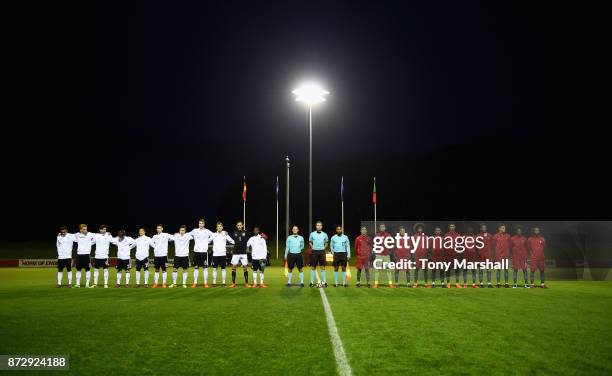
[510,226,529,288]
[444,223,462,288]
[464,226,479,288]
[394,226,411,287]
[430,226,445,288]
[412,223,429,288]
[477,223,493,288]
[374,223,395,288]
[354,226,373,288]
[527,226,547,288]
[492,224,511,287]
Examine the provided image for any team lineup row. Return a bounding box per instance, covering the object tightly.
[55,220,548,289]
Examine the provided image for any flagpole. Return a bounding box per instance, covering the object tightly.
[341,176,344,230]
[243,176,246,228]
[373,177,377,233]
[276,176,279,260]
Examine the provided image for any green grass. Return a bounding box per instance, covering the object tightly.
[0,268,611,375]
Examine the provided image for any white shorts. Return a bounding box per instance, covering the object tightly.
[231,254,248,266]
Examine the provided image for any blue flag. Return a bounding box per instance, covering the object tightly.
[276,176,279,199]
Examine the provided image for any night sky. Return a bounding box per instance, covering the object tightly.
[6,1,602,241]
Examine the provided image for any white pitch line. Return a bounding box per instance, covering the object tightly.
[316,272,353,376]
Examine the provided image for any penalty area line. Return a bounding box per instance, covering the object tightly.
[315,272,353,376]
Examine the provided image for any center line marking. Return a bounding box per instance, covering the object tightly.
[316,272,352,376]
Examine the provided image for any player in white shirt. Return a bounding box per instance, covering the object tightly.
[91,224,113,288]
[110,229,136,287]
[73,224,96,288]
[247,227,269,288]
[170,225,193,288]
[190,219,213,288]
[208,222,235,287]
[56,225,75,287]
[134,228,154,288]
[151,224,174,288]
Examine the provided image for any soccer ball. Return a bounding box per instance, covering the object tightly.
[317,282,323,288]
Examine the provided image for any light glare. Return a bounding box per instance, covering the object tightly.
[292,82,329,105]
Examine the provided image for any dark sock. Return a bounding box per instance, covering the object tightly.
[504,269,509,283]
[356,269,362,282]
[365,269,370,283]
[394,270,399,284]
[487,270,492,283]
[231,270,236,283]
[424,270,428,283]
[479,270,483,282]
[513,271,518,284]
[496,270,501,283]
[244,270,249,283]
[523,270,528,284]
[406,271,410,284]
[541,271,545,284]
[531,271,535,284]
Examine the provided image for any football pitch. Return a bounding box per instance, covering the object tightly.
[0,268,611,375]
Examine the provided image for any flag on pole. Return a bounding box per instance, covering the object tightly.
[372,177,377,204]
[346,261,351,281]
[341,176,344,201]
[242,177,247,202]
[276,176,279,199]
[284,260,289,277]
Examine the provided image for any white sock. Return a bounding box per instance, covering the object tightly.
[222,269,226,284]
[154,272,159,284]
[193,268,199,284]
[136,271,141,285]
[162,271,167,284]
[67,271,72,284]
[260,272,264,284]
[85,270,90,286]
[76,270,81,285]
[144,271,149,285]
[172,271,177,284]
[212,269,217,284]
[253,271,257,284]
[126,271,130,285]
[94,269,99,285]
[57,272,62,285]
[183,271,188,285]
[203,267,208,284]
[104,269,109,284]
[117,272,121,285]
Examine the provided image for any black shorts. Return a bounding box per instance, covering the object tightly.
[333,252,348,268]
[193,252,208,267]
[93,258,109,269]
[310,250,326,267]
[76,254,91,271]
[154,256,168,271]
[252,259,267,271]
[212,255,227,269]
[116,259,131,271]
[174,256,190,270]
[57,258,72,272]
[136,258,150,271]
[287,253,303,270]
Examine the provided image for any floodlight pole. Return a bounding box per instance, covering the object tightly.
[285,156,290,240]
[308,105,312,235]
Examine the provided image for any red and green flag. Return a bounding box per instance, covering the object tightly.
[372,177,377,204]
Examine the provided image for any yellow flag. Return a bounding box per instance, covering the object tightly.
[346,262,351,281]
